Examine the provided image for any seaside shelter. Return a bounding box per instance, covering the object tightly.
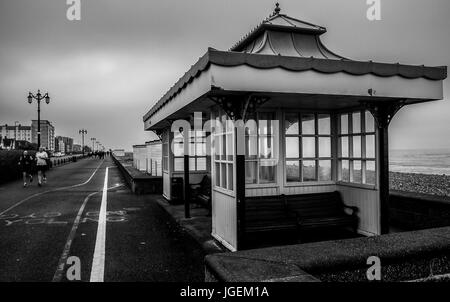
[143,5,447,251]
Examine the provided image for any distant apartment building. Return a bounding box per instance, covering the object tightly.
[0,124,32,142]
[55,136,74,154]
[31,120,55,151]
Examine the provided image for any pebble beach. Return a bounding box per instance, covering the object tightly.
[390,172,450,197]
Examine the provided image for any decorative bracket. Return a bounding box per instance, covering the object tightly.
[209,94,270,121]
[361,100,407,128]
[153,129,164,140]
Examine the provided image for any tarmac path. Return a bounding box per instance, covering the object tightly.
[0,157,204,282]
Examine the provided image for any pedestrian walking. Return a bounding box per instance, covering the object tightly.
[18,150,34,187]
[35,147,48,186]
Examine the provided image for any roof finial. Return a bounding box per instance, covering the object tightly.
[274,3,281,15]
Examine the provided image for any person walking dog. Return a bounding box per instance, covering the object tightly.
[35,147,48,186]
[18,150,34,187]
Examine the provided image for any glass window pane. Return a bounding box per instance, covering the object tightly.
[221,163,227,188]
[221,134,226,160]
[246,135,258,159]
[340,114,348,135]
[189,158,196,171]
[286,160,300,182]
[341,160,350,182]
[365,111,375,133]
[319,160,332,181]
[245,161,257,184]
[353,136,361,158]
[197,157,207,171]
[189,143,195,156]
[285,113,299,135]
[259,160,276,184]
[302,160,317,181]
[302,114,315,135]
[341,137,349,157]
[214,136,220,160]
[318,114,331,135]
[215,163,220,186]
[174,158,184,172]
[352,112,361,134]
[302,137,316,158]
[285,137,299,158]
[226,133,233,161]
[366,135,375,158]
[227,164,233,190]
[196,142,206,156]
[259,136,273,159]
[173,140,184,157]
[366,161,376,185]
[259,112,275,135]
[319,137,331,158]
[353,161,362,183]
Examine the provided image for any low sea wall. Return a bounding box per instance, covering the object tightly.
[390,190,450,230]
[112,155,162,195]
[205,226,450,282]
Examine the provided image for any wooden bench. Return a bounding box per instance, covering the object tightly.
[244,196,298,235]
[285,192,359,234]
[190,175,212,215]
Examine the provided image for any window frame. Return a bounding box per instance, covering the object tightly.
[338,109,377,187]
[284,112,333,185]
[172,129,208,173]
[244,111,278,185]
[212,110,234,192]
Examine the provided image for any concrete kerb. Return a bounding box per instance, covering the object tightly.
[153,196,225,255]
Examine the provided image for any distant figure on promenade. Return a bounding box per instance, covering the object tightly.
[35,147,48,186]
[18,150,34,187]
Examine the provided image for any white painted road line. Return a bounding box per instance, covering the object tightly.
[90,167,109,282]
[52,190,99,282]
[0,159,105,216]
[52,183,124,282]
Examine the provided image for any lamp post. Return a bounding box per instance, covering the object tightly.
[28,90,50,148]
[79,129,87,155]
[14,121,20,149]
[91,137,96,153]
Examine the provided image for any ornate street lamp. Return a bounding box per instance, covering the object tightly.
[28,90,50,148]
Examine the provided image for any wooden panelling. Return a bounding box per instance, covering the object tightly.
[337,185,380,235]
[212,189,237,251]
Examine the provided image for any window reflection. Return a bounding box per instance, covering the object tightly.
[341,114,348,135]
[286,137,299,158]
[366,135,375,158]
[302,114,315,135]
[353,136,361,158]
[318,114,331,135]
[302,137,315,158]
[285,113,299,135]
[365,111,375,133]
[319,137,331,158]
[286,160,300,182]
[352,112,361,134]
[302,160,316,181]
[319,160,332,181]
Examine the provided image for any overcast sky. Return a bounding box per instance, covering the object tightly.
[0,0,449,151]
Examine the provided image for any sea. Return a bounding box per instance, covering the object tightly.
[390,149,450,175]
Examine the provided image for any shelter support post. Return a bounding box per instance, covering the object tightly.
[209,93,270,249]
[363,100,405,234]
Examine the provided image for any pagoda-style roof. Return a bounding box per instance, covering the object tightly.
[143,4,447,127]
[230,3,345,60]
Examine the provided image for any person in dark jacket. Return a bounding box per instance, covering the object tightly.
[18,150,34,187]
